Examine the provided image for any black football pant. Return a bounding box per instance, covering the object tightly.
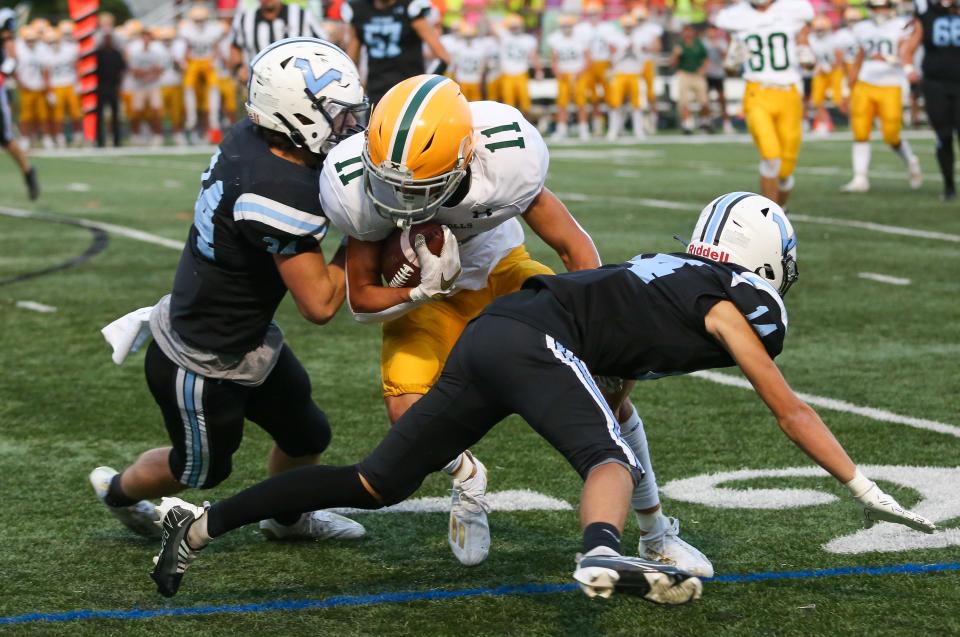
[95,90,122,147]
[923,78,960,194]
[206,315,642,538]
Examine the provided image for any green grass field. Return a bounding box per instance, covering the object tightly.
[1,133,958,636]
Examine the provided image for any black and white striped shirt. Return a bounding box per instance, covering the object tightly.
[231,4,326,62]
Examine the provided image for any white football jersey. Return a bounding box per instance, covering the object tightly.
[160,39,186,86]
[852,17,911,86]
[547,31,587,75]
[451,38,488,85]
[714,0,814,86]
[45,42,79,88]
[321,101,549,291]
[808,31,837,73]
[180,20,223,59]
[481,36,501,78]
[832,27,859,64]
[573,21,616,62]
[610,24,661,74]
[126,39,169,88]
[498,32,537,76]
[14,41,48,91]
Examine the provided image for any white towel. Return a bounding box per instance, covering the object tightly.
[101,306,155,365]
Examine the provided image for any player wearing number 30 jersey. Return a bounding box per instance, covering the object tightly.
[714,0,814,206]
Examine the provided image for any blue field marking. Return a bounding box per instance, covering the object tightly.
[2,562,958,626]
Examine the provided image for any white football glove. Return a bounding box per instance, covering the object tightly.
[847,471,936,534]
[723,38,747,75]
[409,226,462,302]
[796,44,816,70]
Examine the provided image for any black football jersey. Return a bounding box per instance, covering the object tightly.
[170,120,329,353]
[341,0,432,100]
[484,253,788,380]
[915,0,960,81]
[0,8,15,72]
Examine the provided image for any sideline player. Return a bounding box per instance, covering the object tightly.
[808,15,842,134]
[0,8,39,199]
[448,21,487,102]
[43,25,82,147]
[574,2,615,135]
[180,5,224,143]
[125,23,166,146]
[635,7,663,134]
[841,0,922,193]
[547,14,590,141]
[715,0,815,206]
[90,38,370,543]
[317,75,709,575]
[157,26,187,146]
[904,0,960,201]
[497,14,540,118]
[14,25,53,149]
[149,192,937,601]
[606,14,645,141]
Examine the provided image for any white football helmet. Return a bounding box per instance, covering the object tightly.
[687,192,799,296]
[246,37,369,155]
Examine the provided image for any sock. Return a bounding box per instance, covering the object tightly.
[186,511,211,549]
[443,452,474,481]
[272,512,303,526]
[618,408,660,512]
[935,133,956,193]
[893,139,915,164]
[852,141,871,177]
[592,115,604,135]
[607,110,621,137]
[636,509,665,535]
[555,121,568,137]
[207,89,221,130]
[103,473,139,508]
[206,464,379,538]
[578,121,589,138]
[583,521,622,554]
[184,89,198,130]
[631,109,644,136]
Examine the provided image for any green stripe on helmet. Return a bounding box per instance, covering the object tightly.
[391,75,448,165]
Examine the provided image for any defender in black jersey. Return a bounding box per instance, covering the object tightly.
[90,38,370,544]
[341,0,450,104]
[151,193,935,602]
[0,9,40,200]
[907,0,960,200]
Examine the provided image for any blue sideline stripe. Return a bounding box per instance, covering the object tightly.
[1,562,957,626]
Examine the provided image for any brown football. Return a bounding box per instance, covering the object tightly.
[380,222,445,288]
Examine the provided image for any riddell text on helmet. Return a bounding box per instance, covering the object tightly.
[687,244,731,262]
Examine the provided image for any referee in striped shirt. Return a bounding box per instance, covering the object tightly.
[229,0,327,82]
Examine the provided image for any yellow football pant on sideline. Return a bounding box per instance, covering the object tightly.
[51,86,82,121]
[459,82,482,102]
[486,76,502,102]
[743,82,803,180]
[607,73,641,109]
[499,73,531,113]
[162,86,184,127]
[183,58,218,91]
[18,90,49,124]
[556,72,589,109]
[219,77,237,115]
[643,60,656,106]
[585,60,610,105]
[810,67,844,107]
[850,82,902,145]
[380,245,554,397]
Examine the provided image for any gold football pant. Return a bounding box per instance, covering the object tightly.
[850,82,902,145]
[556,72,589,109]
[499,73,531,113]
[743,82,803,180]
[607,73,641,109]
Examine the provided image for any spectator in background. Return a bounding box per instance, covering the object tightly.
[670,24,710,134]
[703,25,732,134]
[95,29,126,147]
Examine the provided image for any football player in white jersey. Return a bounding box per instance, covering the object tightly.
[573,2,617,135]
[497,14,541,118]
[126,23,167,145]
[319,75,713,577]
[449,21,488,102]
[547,15,590,141]
[179,4,224,143]
[14,26,53,149]
[157,26,187,146]
[42,26,82,147]
[715,0,815,206]
[605,14,647,141]
[841,0,922,193]
[481,31,501,101]
[808,15,842,134]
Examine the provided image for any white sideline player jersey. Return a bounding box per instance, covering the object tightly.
[482,36,501,79]
[14,41,48,91]
[832,26,859,63]
[160,39,186,87]
[547,31,587,75]
[573,21,616,62]
[451,38,488,85]
[127,39,169,88]
[498,32,537,76]
[714,0,814,86]
[46,42,79,88]
[610,24,662,75]
[808,32,837,72]
[321,101,549,291]
[180,20,224,59]
[852,17,911,86]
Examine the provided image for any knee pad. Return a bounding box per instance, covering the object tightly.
[759,158,782,178]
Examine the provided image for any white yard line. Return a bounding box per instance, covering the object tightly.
[31,145,216,158]
[858,272,912,286]
[691,370,960,440]
[0,206,183,251]
[15,300,57,313]
[330,489,572,516]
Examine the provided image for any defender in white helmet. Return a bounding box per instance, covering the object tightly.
[90,38,369,547]
[150,192,936,602]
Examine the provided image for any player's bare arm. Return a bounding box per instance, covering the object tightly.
[901,18,922,82]
[345,237,418,312]
[346,23,361,63]
[522,187,601,271]
[412,17,450,66]
[275,244,347,325]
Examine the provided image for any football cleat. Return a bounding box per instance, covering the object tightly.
[24,166,40,201]
[574,546,703,604]
[639,517,714,578]
[151,497,208,598]
[908,156,923,190]
[448,452,491,566]
[841,175,870,193]
[88,466,160,538]
[259,510,366,541]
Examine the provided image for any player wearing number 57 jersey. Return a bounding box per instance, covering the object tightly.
[841,0,923,193]
[714,0,814,207]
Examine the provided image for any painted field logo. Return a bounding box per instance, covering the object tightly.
[662,465,960,555]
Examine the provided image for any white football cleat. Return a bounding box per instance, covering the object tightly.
[89,466,161,538]
[448,452,491,566]
[841,175,870,193]
[639,517,714,578]
[151,497,208,597]
[908,156,923,190]
[574,546,703,604]
[259,510,366,541]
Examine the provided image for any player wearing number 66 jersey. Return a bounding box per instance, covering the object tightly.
[319,75,712,576]
[714,0,815,207]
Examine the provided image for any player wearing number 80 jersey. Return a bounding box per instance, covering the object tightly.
[714,0,814,206]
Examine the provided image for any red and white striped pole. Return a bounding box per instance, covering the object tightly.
[68,0,99,142]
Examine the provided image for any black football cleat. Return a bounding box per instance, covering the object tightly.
[24,166,39,201]
[150,498,208,597]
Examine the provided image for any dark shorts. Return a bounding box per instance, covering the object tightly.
[358,315,642,503]
[144,340,331,488]
[707,77,725,94]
